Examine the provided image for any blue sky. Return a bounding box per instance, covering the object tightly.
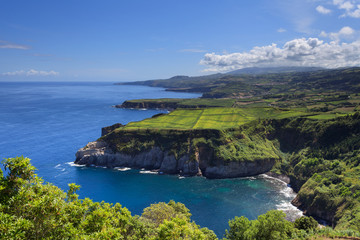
[1,0,360,81]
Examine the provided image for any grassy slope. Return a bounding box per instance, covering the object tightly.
[122,107,314,130]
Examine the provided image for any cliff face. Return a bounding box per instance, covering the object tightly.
[75,140,275,178]
[291,195,335,225]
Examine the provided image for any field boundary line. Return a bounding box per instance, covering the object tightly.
[191,109,205,129]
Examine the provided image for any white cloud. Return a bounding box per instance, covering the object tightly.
[320,26,355,41]
[333,0,354,10]
[0,40,30,50]
[2,69,59,77]
[332,0,360,17]
[277,28,287,33]
[200,38,360,72]
[316,5,332,14]
[320,31,328,37]
[339,26,355,34]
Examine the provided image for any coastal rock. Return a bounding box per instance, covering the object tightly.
[291,193,335,226]
[75,140,275,178]
[201,159,275,179]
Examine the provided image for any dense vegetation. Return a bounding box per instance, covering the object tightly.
[2,157,360,239]
[253,113,360,231]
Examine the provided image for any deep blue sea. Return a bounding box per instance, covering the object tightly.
[0,82,301,236]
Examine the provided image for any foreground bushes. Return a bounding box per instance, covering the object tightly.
[1,156,359,239]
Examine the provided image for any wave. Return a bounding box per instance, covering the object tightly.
[114,167,131,171]
[66,161,86,167]
[276,200,303,221]
[258,174,303,220]
[279,186,296,198]
[139,170,158,174]
[93,165,107,169]
[259,174,288,185]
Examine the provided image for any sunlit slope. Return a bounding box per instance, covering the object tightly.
[123,107,314,130]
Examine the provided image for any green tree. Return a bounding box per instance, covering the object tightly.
[157,217,208,240]
[294,216,318,231]
[141,200,191,227]
[225,216,252,240]
[254,210,294,240]
[225,210,294,240]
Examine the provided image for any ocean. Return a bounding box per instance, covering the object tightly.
[0,82,301,236]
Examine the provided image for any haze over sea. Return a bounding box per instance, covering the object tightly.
[0,82,301,236]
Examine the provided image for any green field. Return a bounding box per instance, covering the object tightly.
[123,107,313,130]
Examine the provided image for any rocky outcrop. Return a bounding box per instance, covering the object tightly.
[75,140,275,178]
[101,123,124,136]
[291,195,334,226]
[75,141,201,176]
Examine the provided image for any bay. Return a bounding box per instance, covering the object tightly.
[0,82,301,236]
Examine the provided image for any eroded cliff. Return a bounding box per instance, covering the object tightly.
[75,125,279,178]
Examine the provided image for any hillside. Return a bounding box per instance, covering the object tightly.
[117,67,360,112]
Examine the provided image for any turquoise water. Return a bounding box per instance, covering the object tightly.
[0,82,301,236]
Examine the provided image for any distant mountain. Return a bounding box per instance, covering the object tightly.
[227,66,325,75]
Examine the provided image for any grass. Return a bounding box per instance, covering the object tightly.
[306,113,348,120]
[123,107,315,130]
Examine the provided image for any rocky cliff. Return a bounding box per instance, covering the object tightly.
[75,126,278,178]
[75,139,275,178]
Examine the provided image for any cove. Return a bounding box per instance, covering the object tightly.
[0,82,301,236]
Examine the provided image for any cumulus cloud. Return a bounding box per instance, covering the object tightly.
[0,40,30,50]
[2,69,59,77]
[332,0,360,17]
[200,38,360,72]
[316,5,332,14]
[320,26,355,42]
[277,28,287,33]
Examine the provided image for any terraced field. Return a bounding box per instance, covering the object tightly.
[123,107,314,130]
